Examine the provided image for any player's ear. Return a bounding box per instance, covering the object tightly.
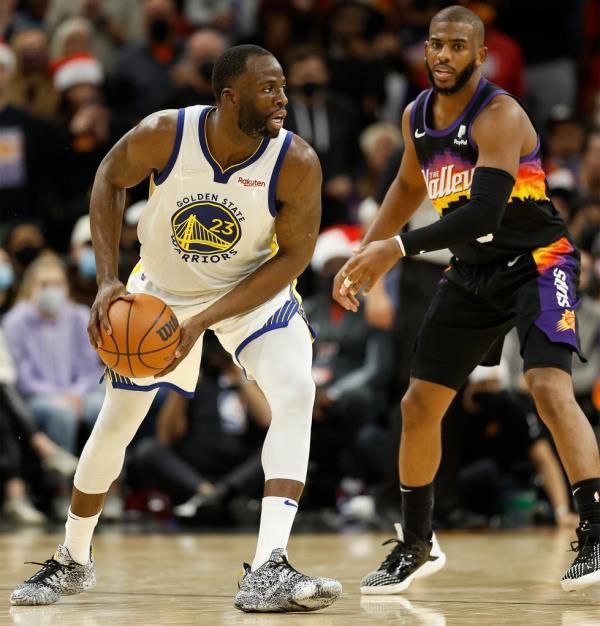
[221,87,237,106]
[477,45,488,67]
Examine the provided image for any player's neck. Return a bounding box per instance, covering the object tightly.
[431,73,482,129]
[206,108,264,170]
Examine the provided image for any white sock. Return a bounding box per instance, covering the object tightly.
[64,508,100,565]
[251,496,298,571]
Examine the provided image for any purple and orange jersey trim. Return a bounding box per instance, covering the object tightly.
[532,236,574,275]
[423,156,550,215]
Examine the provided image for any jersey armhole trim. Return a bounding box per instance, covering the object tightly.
[466,89,507,153]
[154,108,185,186]
[268,131,293,217]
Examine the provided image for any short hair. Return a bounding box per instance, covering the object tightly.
[430,5,485,46]
[284,45,325,73]
[212,44,272,102]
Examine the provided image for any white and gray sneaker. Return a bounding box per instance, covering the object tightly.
[234,548,342,613]
[10,544,96,605]
[361,523,446,594]
[561,522,600,591]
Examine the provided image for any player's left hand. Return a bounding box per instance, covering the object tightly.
[154,315,208,378]
[333,238,403,310]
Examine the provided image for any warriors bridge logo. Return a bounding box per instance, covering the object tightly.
[170,196,243,264]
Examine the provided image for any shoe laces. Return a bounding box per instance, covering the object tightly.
[23,559,73,584]
[380,538,425,573]
[569,531,599,559]
[271,555,305,583]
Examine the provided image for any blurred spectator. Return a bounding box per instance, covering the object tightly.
[579,130,600,197]
[357,121,402,200]
[68,214,97,307]
[0,44,61,229]
[458,365,578,528]
[284,46,361,227]
[2,254,104,453]
[0,247,16,316]
[118,200,144,282]
[1,219,50,278]
[110,0,184,129]
[304,226,393,485]
[46,0,143,72]
[6,28,59,121]
[0,0,29,42]
[496,0,577,130]
[0,329,78,524]
[323,1,387,126]
[53,53,112,228]
[365,146,450,395]
[371,29,408,126]
[183,0,233,31]
[587,87,600,131]
[16,0,50,30]
[131,334,270,521]
[49,16,94,60]
[168,27,226,108]
[579,0,600,115]
[470,1,525,99]
[543,107,586,177]
[571,197,600,247]
[255,0,321,59]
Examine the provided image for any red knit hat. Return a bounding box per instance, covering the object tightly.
[52,53,104,91]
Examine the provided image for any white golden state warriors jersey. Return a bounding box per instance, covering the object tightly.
[137,105,293,297]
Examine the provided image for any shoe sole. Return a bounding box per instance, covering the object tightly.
[561,570,600,592]
[235,596,339,613]
[360,551,447,595]
[234,587,342,613]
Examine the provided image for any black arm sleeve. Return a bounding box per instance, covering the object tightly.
[400,166,515,256]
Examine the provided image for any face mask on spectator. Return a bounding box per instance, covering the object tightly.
[35,286,67,316]
[0,263,14,291]
[21,49,48,74]
[299,81,326,99]
[14,245,42,267]
[78,247,96,279]
[149,19,170,43]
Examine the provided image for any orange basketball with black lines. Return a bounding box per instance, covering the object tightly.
[97,293,181,378]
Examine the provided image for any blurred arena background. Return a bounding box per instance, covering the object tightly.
[0,0,599,624]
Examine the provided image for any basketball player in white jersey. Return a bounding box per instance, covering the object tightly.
[10,45,342,613]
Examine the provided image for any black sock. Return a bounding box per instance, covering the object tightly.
[572,478,600,527]
[401,482,434,541]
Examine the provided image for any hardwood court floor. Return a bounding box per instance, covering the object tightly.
[1,529,599,626]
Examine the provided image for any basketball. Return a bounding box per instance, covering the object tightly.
[96,293,181,378]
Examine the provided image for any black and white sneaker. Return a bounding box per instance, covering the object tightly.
[361,523,446,594]
[234,548,342,612]
[10,544,96,605]
[561,522,600,591]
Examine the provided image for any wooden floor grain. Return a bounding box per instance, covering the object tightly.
[1,529,599,625]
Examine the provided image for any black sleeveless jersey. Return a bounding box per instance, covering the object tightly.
[410,77,568,264]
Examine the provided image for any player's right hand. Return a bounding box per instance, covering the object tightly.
[332,263,360,312]
[88,278,134,348]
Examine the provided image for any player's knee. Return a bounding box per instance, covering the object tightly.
[401,387,443,429]
[526,369,575,422]
[268,372,315,419]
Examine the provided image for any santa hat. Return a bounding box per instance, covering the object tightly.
[311,225,362,273]
[52,53,104,91]
[0,39,15,72]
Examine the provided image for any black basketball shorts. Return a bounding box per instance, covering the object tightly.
[411,237,586,390]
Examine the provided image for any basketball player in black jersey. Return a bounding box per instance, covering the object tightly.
[334,6,600,593]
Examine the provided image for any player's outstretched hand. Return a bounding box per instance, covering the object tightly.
[332,239,403,311]
[88,279,134,348]
[154,314,208,378]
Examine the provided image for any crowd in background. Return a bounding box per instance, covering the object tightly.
[0,0,599,532]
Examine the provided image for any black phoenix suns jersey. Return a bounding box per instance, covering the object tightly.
[410,77,568,264]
